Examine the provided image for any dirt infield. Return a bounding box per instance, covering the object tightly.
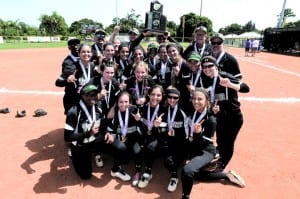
[0,47,300,199]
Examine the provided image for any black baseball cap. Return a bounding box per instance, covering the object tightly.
[67,38,80,46]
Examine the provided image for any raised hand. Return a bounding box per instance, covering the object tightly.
[193,119,205,134]
[99,88,108,99]
[187,80,195,93]
[154,113,164,128]
[134,108,141,121]
[104,132,114,144]
[67,70,77,83]
[89,121,99,135]
[212,100,220,114]
[219,76,231,87]
[119,80,127,90]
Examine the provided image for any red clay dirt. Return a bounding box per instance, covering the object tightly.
[0,47,300,199]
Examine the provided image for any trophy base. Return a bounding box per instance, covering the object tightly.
[145,29,166,35]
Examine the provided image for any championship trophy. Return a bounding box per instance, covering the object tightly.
[145,0,167,34]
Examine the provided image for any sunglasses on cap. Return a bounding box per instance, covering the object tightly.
[211,41,223,46]
[167,95,179,100]
[202,64,215,69]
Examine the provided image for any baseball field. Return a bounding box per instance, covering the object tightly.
[0,47,299,199]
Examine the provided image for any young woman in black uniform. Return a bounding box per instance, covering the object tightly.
[88,60,120,119]
[63,44,98,115]
[200,55,250,172]
[64,84,113,180]
[163,86,189,192]
[181,88,217,199]
[135,85,166,188]
[152,44,173,90]
[115,43,132,84]
[120,61,155,108]
[107,91,143,183]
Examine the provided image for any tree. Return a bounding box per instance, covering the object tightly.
[243,20,256,32]
[177,12,213,40]
[219,23,243,35]
[39,12,68,36]
[166,20,178,37]
[69,18,103,36]
[282,8,296,27]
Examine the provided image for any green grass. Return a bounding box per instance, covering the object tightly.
[0,41,190,50]
[0,41,67,50]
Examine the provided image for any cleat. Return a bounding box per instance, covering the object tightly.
[15,110,26,118]
[111,169,131,181]
[0,107,10,114]
[95,155,104,167]
[34,108,47,117]
[226,170,246,188]
[138,173,152,188]
[167,177,178,192]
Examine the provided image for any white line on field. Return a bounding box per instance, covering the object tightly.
[236,56,300,78]
[1,88,300,103]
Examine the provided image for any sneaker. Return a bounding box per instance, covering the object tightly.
[132,171,142,186]
[34,108,47,117]
[67,148,72,157]
[15,110,26,118]
[138,173,152,188]
[95,155,104,167]
[111,170,131,181]
[167,177,178,192]
[0,107,9,114]
[226,170,246,188]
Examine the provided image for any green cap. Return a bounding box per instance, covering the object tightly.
[148,42,159,49]
[187,51,201,62]
[80,84,99,95]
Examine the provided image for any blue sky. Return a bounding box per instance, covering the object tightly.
[0,0,299,31]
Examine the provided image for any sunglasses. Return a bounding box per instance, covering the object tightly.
[167,95,179,100]
[211,41,223,45]
[202,64,215,69]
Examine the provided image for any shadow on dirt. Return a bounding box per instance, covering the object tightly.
[20,128,114,194]
[20,128,231,198]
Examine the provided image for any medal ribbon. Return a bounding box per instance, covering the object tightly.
[147,103,159,131]
[190,108,207,137]
[168,104,178,131]
[118,109,129,136]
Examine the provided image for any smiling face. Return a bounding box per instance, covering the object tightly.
[119,46,129,61]
[202,62,217,78]
[82,92,98,107]
[149,87,163,107]
[194,30,207,47]
[167,93,179,108]
[211,37,224,55]
[103,44,115,60]
[102,66,115,83]
[192,90,208,112]
[188,60,201,73]
[134,63,148,82]
[118,93,130,112]
[133,48,144,63]
[158,46,168,61]
[167,46,179,62]
[79,44,92,63]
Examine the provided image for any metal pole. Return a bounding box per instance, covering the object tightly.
[277,0,287,28]
[200,0,203,17]
[116,0,119,25]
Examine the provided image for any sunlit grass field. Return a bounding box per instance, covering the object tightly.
[0,41,190,50]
